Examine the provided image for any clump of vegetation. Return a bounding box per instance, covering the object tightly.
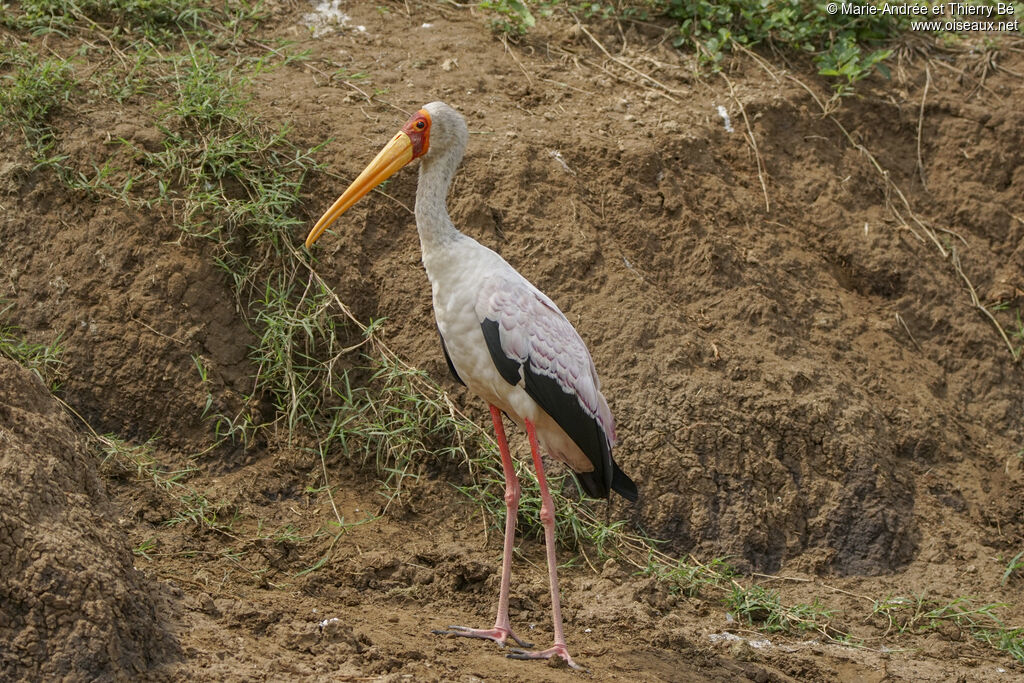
[1,0,204,42]
[481,0,1022,91]
[661,0,899,84]
[481,0,537,35]
[0,303,65,390]
[728,584,836,634]
[873,595,1024,661]
[0,47,75,154]
[1004,550,1024,585]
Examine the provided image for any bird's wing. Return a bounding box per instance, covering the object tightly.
[437,323,466,387]
[476,274,634,500]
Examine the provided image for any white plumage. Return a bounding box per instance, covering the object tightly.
[306,101,636,671]
[437,246,613,466]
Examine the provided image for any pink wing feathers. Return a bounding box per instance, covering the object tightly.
[475,275,636,501]
[476,276,614,440]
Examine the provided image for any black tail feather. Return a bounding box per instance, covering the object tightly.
[573,458,638,502]
[610,459,638,501]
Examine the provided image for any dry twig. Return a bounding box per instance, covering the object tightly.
[721,72,770,212]
[916,65,931,191]
[571,14,682,102]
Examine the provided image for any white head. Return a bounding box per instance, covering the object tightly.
[419,101,468,168]
[304,101,469,248]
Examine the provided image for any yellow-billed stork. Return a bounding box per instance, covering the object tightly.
[305,101,637,670]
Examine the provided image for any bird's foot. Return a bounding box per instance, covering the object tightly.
[432,624,533,649]
[507,643,584,671]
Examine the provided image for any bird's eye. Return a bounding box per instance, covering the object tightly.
[415,120,426,130]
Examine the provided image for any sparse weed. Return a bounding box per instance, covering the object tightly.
[165,490,236,530]
[637,551,845,640]
[644,553,736,597]
[0,47,75,154]
[1011,308,1024,359]
[0,302,65,390]
[1,0,205,44]
[728,584,835,634]
[481,0,536,37]
[975,626,1024,663]
[873,595,995,633]
[99,434,197,489]
[192,354,210,383]
[872,594,1024,663]
[133,537,158,559]
[97,433,236,532]
[212,408,259,448]
[1003,550,1024,586]
[269,524,308,544]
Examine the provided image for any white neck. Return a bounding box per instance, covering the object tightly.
[415,148,463,268]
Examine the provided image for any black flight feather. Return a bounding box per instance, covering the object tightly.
[480,317,638,502]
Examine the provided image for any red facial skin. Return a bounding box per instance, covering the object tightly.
[401,109,431,159]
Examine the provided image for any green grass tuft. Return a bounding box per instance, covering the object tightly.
[0,302,65,390]
[2,0,205,43]
[872,594,1024,662]
[1003,550,1024,586]
[728,584,835,633]
[0,46,75,153]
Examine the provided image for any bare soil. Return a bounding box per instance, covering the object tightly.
[2,2,1023,681]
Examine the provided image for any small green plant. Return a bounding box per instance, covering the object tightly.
[480,0,536,36]
[0,302,65,390]
[975,626,1024,663]
[1003,550,1024,586]
[815,37,892,90]
[1010,308,1024,359]
[0,48,75,153]
[1,0,205,44]
[661,0,903,88]
[133,537,158,559]
[728,584,835,634]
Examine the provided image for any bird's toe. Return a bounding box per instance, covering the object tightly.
[432,624,533,648]
[506,644,584,671]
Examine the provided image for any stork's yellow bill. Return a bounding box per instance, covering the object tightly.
[304,108,432,249]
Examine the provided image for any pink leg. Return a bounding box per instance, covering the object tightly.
[506,418,583,670]
[433,405,532,648]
